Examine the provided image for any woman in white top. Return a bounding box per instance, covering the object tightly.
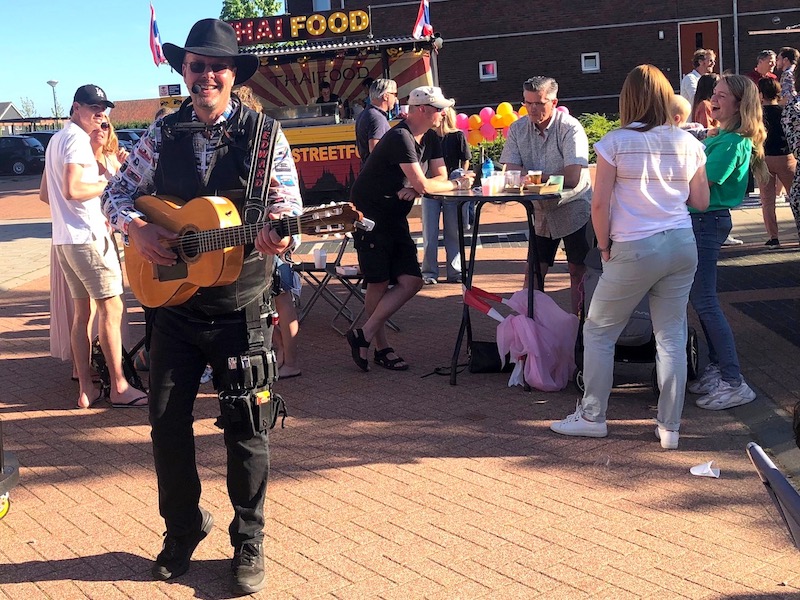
[551,65,710,449]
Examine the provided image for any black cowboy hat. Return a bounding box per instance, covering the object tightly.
[163,18,259,85]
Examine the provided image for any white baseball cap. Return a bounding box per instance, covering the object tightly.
[407,86,455,110]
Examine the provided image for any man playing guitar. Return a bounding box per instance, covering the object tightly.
[102,18,301,595]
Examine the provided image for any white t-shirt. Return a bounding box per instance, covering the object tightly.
[593,124,706,242]
[46,121,107,245]
[680,70,701,104]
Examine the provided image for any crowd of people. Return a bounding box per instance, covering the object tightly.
[34,14,800,592]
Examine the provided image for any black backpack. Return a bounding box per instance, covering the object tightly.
[90,336,147,401]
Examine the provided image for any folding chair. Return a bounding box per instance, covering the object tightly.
[294,235,356,324]
[746,442,800,551]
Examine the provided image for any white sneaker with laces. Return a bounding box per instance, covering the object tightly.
[550,401,608,438]
[688,363,721,395]
[723,234,744,246]
[654,426,679,450]
[696,378,756,410]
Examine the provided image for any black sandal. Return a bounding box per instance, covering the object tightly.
[373,347,409,371]
[346,328,370,372]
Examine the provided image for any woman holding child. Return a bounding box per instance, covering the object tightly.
[550,65,709,449]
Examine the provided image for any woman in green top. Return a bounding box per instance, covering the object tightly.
[688,74,768,410]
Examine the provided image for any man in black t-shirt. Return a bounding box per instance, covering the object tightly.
[355,78,396,164]
[345,86,474,373]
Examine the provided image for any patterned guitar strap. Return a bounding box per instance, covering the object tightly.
[243,112,287,429]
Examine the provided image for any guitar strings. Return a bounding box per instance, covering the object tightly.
[159,213,333,253]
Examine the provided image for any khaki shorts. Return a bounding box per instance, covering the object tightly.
[55,235,123,300]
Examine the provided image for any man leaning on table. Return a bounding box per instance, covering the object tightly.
[500,76,592,313]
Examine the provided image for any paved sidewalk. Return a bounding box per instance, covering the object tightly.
[2,177,800,599]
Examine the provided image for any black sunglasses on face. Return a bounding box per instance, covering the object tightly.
[100,122,109,130]
[185,61,233,74]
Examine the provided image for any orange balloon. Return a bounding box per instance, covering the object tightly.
[467,129,484,146]
[518,105,528,117]
[496,101,513,116]
[468,114,482,130]
[490,114,504,128]
[501,112,517,127]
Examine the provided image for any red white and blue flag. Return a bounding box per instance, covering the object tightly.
[412,0,433,39]
[149,3,167,66]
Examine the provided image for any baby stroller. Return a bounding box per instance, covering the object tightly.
[573,246,699,396]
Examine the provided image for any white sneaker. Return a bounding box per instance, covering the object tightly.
[550,401,608,438]
[688,363,721,395]
[200,365,213,384]
[723,234,744,246]
[655,426,679,450]
[696,378,756,410]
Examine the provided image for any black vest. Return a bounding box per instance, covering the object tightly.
[154,98,275,317]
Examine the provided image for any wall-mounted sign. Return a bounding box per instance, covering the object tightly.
[158,84,182,97]
[159,96,185,108]
[228,10,370,46]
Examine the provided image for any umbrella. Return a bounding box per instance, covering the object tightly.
[464,286,579,391]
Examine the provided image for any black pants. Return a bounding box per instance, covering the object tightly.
[148,307,270,547]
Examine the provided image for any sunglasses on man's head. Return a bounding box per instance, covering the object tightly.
[185,61,233,74]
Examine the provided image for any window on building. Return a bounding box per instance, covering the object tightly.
[479,61,498,82]
[313,0,332,10]
[581,53,601,73]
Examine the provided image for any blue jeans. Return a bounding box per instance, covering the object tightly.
[421,196,462,280]
[689,210,742,384]
[581,228,698,430]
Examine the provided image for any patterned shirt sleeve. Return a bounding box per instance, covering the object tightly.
[101,123,159,238]
[266,125,303,252]
[781,67,797,101]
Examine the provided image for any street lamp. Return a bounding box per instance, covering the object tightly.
[46,80,59,120]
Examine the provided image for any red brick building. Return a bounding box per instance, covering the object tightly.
[286,0,800,114]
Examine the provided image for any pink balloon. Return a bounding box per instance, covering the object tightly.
[456,112,469,131]
[556,105,569,115]
[502,126,510,138]
[479,106,495,123]
[479,122,497,141]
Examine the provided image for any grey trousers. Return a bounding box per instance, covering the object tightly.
[581,228,698,430]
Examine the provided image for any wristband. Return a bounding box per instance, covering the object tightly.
[598,246,610,252]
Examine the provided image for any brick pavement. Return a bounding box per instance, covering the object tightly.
[2,175,800,599]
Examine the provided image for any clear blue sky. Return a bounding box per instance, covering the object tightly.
[3,0,284,117]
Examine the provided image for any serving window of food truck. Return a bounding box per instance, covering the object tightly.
[228,9,439,205]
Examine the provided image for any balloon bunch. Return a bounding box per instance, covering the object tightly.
[456,102,570,146]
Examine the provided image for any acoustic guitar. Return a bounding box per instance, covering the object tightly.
[125,195,369,308]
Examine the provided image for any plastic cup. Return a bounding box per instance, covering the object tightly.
[313,249,327,268]
[505,170,521,189]
[491,174,505,194]
[528,170,543,185]
[547,175,564,191]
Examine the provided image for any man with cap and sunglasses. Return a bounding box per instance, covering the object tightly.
[345,86,474,373]
[42,84,147,410]
[102,18,301,594]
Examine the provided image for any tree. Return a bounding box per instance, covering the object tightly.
[18,97,37,118]
[220,0,281,20]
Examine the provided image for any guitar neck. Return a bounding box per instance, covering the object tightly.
[199,215,300,253]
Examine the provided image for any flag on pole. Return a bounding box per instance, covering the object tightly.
[149,3,167,66]
[412,0,433,39]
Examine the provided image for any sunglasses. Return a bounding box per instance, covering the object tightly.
[100,122,109,130]
[185,61,233,74]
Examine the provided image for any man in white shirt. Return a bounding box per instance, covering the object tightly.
[44,84,146,409]
[680,49,716,105]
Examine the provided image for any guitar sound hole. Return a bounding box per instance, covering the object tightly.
[179,230,200,261]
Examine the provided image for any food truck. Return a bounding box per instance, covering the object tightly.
[228,9,440,204]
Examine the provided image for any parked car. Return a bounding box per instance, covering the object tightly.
[0,136,45,175]
[22,130,59,151]
[115,129,145,152]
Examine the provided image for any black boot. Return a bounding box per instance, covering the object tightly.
[152,507,214,580]
[231,541,266,595]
